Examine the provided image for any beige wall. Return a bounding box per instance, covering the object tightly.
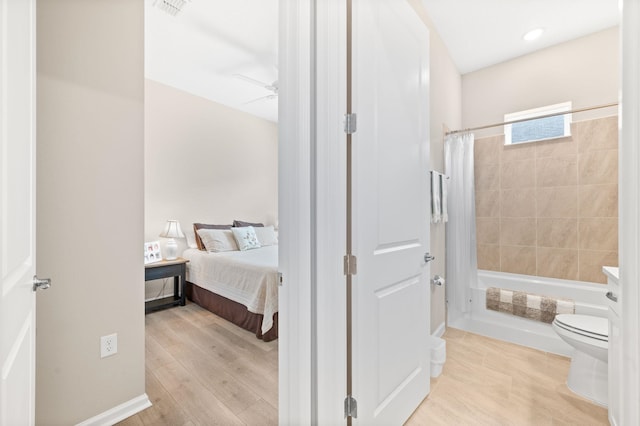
[410,0,462,334]
[144,79,278,298]
[462,27,619,138]
[475,116,618,284]
[36,0,145,424]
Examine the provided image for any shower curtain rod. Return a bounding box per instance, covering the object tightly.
[445,102,618,136]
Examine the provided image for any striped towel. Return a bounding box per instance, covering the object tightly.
[486,287,575,324]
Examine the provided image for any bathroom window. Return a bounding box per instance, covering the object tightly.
[504,102,572,145]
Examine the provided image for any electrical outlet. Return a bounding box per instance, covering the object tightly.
[100,333,118,358]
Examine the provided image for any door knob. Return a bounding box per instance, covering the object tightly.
[33,276,51,292]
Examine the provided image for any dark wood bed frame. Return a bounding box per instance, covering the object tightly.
[185,281,278,342]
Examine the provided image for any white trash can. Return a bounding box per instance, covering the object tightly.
[428,335,446,378]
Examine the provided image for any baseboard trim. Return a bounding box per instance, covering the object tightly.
[432,322,446,338]
[75,393,152,426]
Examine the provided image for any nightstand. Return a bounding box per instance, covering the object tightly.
[144,257,189,314]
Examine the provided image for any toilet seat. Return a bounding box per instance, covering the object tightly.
[553,314,608,342]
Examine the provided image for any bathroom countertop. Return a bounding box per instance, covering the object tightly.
[602,266,619,283]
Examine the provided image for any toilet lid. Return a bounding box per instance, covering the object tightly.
[554,314,608,341]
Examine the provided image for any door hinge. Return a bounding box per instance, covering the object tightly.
[344,254,357,276]
[344,113,357,134]
[344,395,358,419]
[278,272,283,287]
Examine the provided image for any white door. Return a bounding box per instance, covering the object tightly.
[351,0,431,424]
[0,0,38,424]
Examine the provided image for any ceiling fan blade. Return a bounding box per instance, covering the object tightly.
[234,74,278,93]
[233,74,271,89]
[242,94,277,105]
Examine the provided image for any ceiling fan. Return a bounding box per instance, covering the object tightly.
[234,74,278,104]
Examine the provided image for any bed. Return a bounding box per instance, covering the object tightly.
[182,244,279,341]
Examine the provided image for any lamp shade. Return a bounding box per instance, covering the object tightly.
[159,220,185,239]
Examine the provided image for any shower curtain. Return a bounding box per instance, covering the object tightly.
[444,132,477,316]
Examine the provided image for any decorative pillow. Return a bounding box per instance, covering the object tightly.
[233,220,264,228]
[231,226,261,251]
[193,223,232,250]
[254,225,278,246]
[196,229,239,253]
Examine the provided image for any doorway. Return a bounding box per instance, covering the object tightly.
[140,0,280,423]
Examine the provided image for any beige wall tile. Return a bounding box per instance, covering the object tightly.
[473,116,619,283]
[501,246,536,275]
[500,218,536,246]
[578,150,618,185]
[578,218,618,251]
[576,116,618,153]
[536,187,578,218]
[476,190,500,217]
[501,189,536,218]
[501,159,535,189]
[502,142,536,162]
[536,136,576,158]
[579,184,618,218]
[579,250,618,284]
[475,135,504,166]
[537,248,579,281]
[478,244,500,271]
[538,218,578,248]
[475,165,500,190]
[477,218,500,244]
[536,155,578,187]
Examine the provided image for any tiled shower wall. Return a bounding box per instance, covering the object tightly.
[475,115,618,284]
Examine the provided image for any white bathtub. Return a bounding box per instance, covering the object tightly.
[447,270,608,356]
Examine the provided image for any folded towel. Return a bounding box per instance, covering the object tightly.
[431,171,449,224]
[441,172,448,223]
[431,171,442,224]
[486,287,575,324]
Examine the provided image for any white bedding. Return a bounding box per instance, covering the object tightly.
[182,245,278,334]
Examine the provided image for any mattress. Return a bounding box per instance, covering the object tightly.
[182,245,278,334]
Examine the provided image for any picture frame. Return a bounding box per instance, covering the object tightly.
[144,241,162,264]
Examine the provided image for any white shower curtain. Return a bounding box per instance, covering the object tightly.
[444,132,477,317]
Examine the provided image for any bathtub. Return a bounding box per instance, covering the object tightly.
[447,270,608,356]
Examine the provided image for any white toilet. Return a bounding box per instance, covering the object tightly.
[552,314,608,406]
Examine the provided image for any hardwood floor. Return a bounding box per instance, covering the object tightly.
[407,328,609,425]
[118,302,278,426]
[121,302,607,425]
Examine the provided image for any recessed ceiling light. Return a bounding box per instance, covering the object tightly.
[523,28,545,41]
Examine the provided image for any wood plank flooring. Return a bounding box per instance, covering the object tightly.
[406,328,609,425]
[118,302,278,426]
[120,302,608,425]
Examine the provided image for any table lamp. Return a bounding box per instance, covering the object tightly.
[159,220,185,260]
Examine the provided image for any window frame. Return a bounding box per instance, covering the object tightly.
[504,101,572,145]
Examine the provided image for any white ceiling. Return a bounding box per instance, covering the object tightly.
[145,0,620,123]
[145,0,279,122]
[420,0,620,74]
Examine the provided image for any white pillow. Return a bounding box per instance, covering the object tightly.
[196,229,239,252]
[254,225,278,246]
[231,226,261,251]
[185,228,198,249]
